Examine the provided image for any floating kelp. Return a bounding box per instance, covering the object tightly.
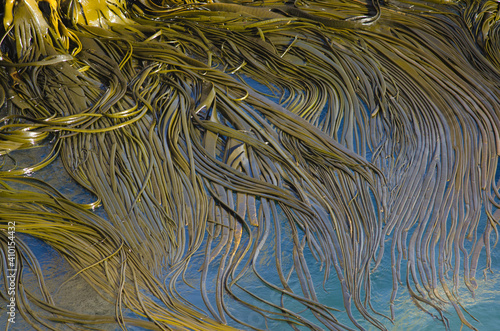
[0,0,499,330]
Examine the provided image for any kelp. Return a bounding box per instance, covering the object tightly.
[0,176,233,330]
[0,0,499,330]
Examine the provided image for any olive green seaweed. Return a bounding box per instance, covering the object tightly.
[0,0,499,330]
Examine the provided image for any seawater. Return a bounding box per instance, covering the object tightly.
[1,106,499,330]
[0,145,117,330]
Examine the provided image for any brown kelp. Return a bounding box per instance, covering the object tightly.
[0,0,499,330]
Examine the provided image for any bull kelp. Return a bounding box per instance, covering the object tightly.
[0,0,499,329]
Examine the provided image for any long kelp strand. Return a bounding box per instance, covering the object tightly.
[1,0,499,330]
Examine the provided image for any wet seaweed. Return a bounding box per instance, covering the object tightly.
[0,0,499,330]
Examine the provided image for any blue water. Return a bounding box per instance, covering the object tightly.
[1,86,499,331]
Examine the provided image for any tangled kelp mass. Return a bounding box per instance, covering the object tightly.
[1,0,500,329]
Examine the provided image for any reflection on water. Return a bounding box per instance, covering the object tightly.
[171,189,500,330]
[1,124,499,330]
[368,249,500,331]
[383,270,500,331]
